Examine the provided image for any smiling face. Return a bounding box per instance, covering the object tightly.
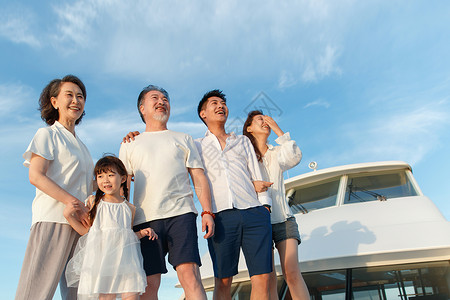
[50,82,85,124]
[139,90,170,123]
[247,114,271,137]
[200,96,228,125]
[96,167,126,198]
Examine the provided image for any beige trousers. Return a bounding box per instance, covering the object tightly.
[15,222,79,300]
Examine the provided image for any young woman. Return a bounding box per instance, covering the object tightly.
[243,110,310,300]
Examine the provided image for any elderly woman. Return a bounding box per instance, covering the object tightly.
[15,75,94,300]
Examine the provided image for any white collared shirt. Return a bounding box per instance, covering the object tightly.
[195,131,271,213]
[23,121,94,226]
[260,132,302,224]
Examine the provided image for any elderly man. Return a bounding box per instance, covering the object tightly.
[119,85,214,300]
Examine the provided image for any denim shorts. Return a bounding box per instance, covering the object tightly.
[208,206,273,278]
[133,212,201,276]
[272,217,301,246]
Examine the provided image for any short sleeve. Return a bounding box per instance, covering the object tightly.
[23,127,55,168]
[185,135,204,169]
[119,142,133,176]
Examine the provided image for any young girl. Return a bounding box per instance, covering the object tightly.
[243,110,310,300]
[64,155,157,300]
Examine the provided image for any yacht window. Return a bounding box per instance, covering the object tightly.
[295,261,450,300]
[289,178,340,214]
[344,170,417,204]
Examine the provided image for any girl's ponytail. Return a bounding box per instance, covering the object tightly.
[122,180,129,201]
[89,189,103,225]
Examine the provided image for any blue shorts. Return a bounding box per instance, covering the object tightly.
[133,212,201,276]
[208,206,272,278]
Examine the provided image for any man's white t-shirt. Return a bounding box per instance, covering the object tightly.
[119,130,204,226]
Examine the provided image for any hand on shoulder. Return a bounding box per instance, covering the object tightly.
[122,131,140,143]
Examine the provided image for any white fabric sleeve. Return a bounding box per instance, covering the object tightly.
[274,132,302,171]
[119,143,133,176]
[23,127,55,168]
[243,136,272,207]
[184,135,204,170]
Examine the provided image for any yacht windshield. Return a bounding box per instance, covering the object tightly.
[344,170,417,204]
[289,178,340,214]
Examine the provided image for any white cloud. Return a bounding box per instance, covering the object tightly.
[50,0,99,51]
[77,111,144,157]
[76,111,207,159]
[0,10,41,48]
[46,0,345,86]
[0,83,35,117]
[170,104,197,117]
[0,196,31,241]
[334,103,449,166]
[169,122,207,138]
[304,99,331,109]
[302,45,342,82]
[0,119,42,161]
[278,70,298,89]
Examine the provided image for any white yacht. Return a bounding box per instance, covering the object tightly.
[195,161,450,299]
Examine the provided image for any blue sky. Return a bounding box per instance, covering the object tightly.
[1,1,449,299]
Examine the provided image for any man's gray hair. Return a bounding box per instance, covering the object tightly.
[137,85,170,123]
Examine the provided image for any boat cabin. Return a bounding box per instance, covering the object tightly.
[196,161,450,299]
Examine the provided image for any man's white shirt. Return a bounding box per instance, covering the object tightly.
[195,131,271,213]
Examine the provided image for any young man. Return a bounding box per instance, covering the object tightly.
[195,89,273,300]
[119,85,215,300]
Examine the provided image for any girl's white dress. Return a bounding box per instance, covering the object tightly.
[66,199,147,299]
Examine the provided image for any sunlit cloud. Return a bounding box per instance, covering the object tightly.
[50,0,98,51]
[46,0,344,86]
[76,111,207,160]
[302,45,342,82]
[304,99,331,109]
[170,104,197,117]
[0,196,31,242]
[0,10,40,48]
[332,103,449,166]
[278,70,298,89]
[2,1,450,298]
[0,83,35,117]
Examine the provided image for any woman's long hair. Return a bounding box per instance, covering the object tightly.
[89,155,129,225]
[243,110,264,162]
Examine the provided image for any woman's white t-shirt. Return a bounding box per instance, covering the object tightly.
[23,121,94,227]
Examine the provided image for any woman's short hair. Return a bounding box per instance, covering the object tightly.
[39,75,87,126]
